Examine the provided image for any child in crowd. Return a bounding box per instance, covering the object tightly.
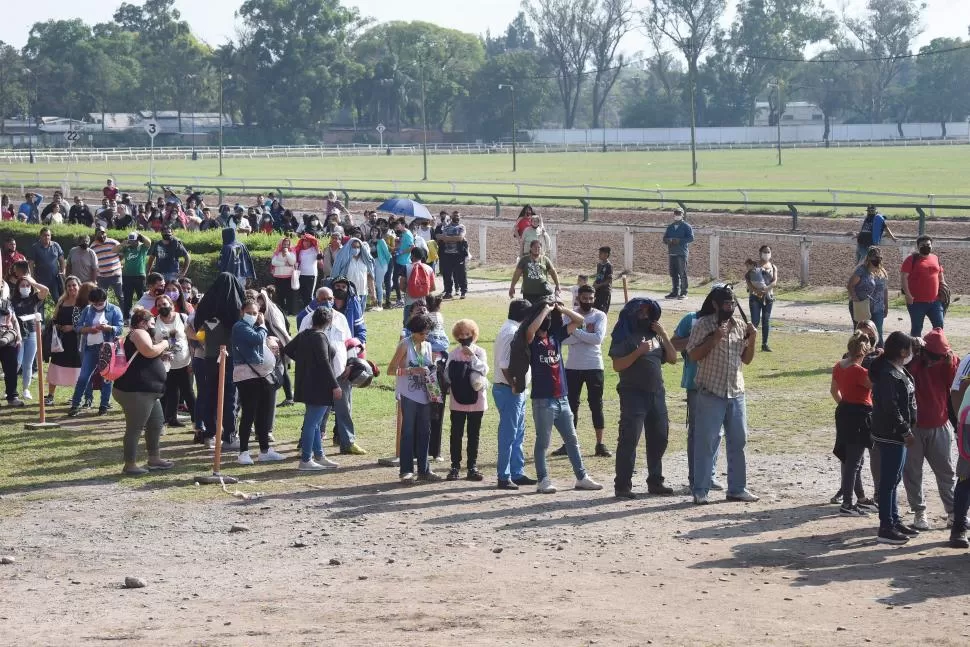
[593,246,613,313]
[745,258,768,295]
[570,275,588,310]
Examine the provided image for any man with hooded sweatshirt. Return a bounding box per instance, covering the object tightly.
[686,284,759,505]
[611,298,677,498]
[217,228,256,285]
[330,238,374,312]
[324,278,367,455]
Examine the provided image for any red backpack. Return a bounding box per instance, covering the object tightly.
[407,263,434,298]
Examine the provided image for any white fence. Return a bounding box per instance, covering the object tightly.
[528,122,970,146]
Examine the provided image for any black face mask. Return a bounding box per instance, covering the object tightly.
[451,219,460,225]
[163,234,173,241]
[539,317,552,332]
[458,337,473,347]
[333,289,348,301]
[158,306,172,317]
[717,303,735,323]
[80,242,89,249]
[871,258,881,267]
[637,318,654,335]
[578,302,592,313]
[919,245,932,256]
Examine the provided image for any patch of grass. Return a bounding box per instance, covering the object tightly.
[0,295,847,503]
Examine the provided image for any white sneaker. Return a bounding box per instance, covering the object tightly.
[298,460,326,471]
[913,510,931,531]
[575,475,603,491]
[237,451,254,466]
[693,493,710,505]
[400,472,416,483]
[727,489,760,503]
[536,477,557,494]
[206,437,215,449]
[22,390,32,400]
[259,449,286,462]
[267,433,276,444]
[317,456,339,468]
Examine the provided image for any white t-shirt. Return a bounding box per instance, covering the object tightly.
[563,308,607,371]
[297,247,319,276]
[493,318,530,388]
[346,257,369,297]
[415,226,434,244]
[298,307,351,376]
[951,354,970,392]
[86,310,106,346]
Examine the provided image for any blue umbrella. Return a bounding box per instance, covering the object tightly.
[375,198,432,223]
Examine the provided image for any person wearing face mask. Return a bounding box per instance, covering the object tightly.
[113,307,175,475]
[662,208,694,299]
[134,273,166,313]
[611,298,677,498]
[11,273,50,402]
[68,287,123,417]
[66,235,99,285]
[868,331,920,544]
[524,299,603,494]
[745,245,777,352]
[848,247,889,346]
[153,294,194,428]
[90,227,124,307]
[438,211,468,300]
[557,285,611,459]
[147,226,191,283]
[445,319,489,481]
[330,239,375,312]
[901,235,948,337]
[856,204,897,264]
[270,237,298,315]
[686,284,759,505]
[46,276,83,406]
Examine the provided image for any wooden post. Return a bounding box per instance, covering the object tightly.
[623,229,634,273]
[213,345,227,473]
[622,275,629,304]
[709,231,721,281]
[478,223,488,265]
[25,317,59,430]
[799,239,812,287]
[548,231,558,263]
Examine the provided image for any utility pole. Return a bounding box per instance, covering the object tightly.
[769,79,783,166]
[420,61,428,181]
[498,84,517,172]
[687,40,697,185]
[23,67,35,164]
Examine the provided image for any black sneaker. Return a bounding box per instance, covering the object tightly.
[66,407,80,417]
[8,397,25,408]
[466,468,485,481]
[648,483,674,495]
[877,527,910,545]
[497,480,519,490]
[81,400,93,409]
[98,406,109,416]
[949,529,969,549]
[894,523,920,537]
[856,498,878,512]
[840,505,867,516]
[512,475,538,486]
[829,491,843,505]
[446,468,460,481]
[761,345,772,352]
[594,443,613,458]
[442,293,454,300]
[278,399,294,407]
[167,419,186,428]
[614,489,636,500]
[550,445,568,457]
[663,293,677,299]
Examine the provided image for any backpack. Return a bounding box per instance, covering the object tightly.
[407,263,434,298]
[857,214,875,248]
[98,338,139,381]
[448,359,478,405]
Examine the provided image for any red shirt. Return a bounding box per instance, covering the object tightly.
[2,250,26,281]
[909,354,959,427]
[515,217,531,236]
[901,253,943,303]
[832,361,872,407]
[103,186,118,201]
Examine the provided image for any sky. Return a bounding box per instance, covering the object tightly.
[4,0,970,56]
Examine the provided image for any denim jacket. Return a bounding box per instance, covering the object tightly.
[74,303,124,348]
[231,320,268,367]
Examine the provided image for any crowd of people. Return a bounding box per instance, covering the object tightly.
[1,192,967,550]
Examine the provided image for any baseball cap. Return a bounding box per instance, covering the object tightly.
[127,232,138,242]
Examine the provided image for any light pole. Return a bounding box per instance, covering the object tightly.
[218,71,231,176]
[186,73,198,161]
[768,79,783,166]
[23,67,35,164]
[686,40,698,185]
[498,84,517,172]
[420,61,428,181]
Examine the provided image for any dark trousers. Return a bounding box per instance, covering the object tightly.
[440,254,467,296]
[203,355,237,442]
[298,275,317,311]
[1,345,18,401]
[236,377,275,454]
[877,441,906,530]
[449,410,483,470]
[593,286,611,313]
[841,442,867,507]
[274,277,297,315]
[614,389,669,492]
[192,356,208,433]
[429,400,446,458]
[566,368,605,431]
[383,264,394,304]
[281,366,293,401]
[749,295,773,345]
[392,263,407,301]
[668,255,688,296]
[953,476,970,533]
[122,275,145,316]
[162,365,195,423]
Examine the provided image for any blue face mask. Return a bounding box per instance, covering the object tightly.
[318,300,332,310]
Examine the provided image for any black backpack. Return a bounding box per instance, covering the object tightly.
[447,359,478,405]
[857,214,875,248]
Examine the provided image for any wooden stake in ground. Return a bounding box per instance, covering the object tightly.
[622,275,629,304]
[194,345,237,484]
[25,317,59,430]
[378,397,402,467]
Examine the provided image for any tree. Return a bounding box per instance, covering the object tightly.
[840,0,925,122]
[525,0,596,129]
[0,42,25,135]
[793,50,859,144]
[911,38,970,137]
[589,0,633,128]
[645,0,727,183]
[620,56,687,127]
[485,12,539,56]
[462,50,550,140]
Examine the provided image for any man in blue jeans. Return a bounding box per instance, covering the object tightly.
[493,299,537,490]
[686,284,759,505]
[68,288,124,417]
[525,299,602,494]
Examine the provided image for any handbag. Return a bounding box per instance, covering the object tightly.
[291,268,300,291]
[850,298,871,323]
[0,327,16,348]
[50,325,64,354]
[246,342,285,388]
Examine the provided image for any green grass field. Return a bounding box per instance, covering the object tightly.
[0,295,849,503]
[2,147,968,212]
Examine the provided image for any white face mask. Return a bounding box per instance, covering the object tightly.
[19,287,31,298]
[674,214,683,222]
[761,252,771,262]
[353,248,361,256]
[242,313,257,326]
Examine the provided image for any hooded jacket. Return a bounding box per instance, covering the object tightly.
[330,278,366,344]
[869,354,917,445]
[217,228,255,281]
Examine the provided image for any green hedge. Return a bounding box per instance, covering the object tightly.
[1,222,279,291]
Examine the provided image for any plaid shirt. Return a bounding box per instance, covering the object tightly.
[686,314,747,398]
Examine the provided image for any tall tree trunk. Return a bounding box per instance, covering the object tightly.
[941,120,947,139]
[823,114,830,147]
[897,121,904,138]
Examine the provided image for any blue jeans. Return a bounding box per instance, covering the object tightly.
[749,295,773,345]
[907,300,944,337]
[400,396,432,476]
[494,383,527,481]
[71,345,112,409]
[876,441,907,530]
[16,330,37,393]
[192,356,208,433]
[687,390,721,489]
[532,396,587,481]
[321,378,357,449]
[692,390,748,497]
[374,265,387,305]
[300,404,329,462]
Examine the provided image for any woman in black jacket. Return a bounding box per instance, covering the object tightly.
[284,306,341,472]
[869,331,919,545]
